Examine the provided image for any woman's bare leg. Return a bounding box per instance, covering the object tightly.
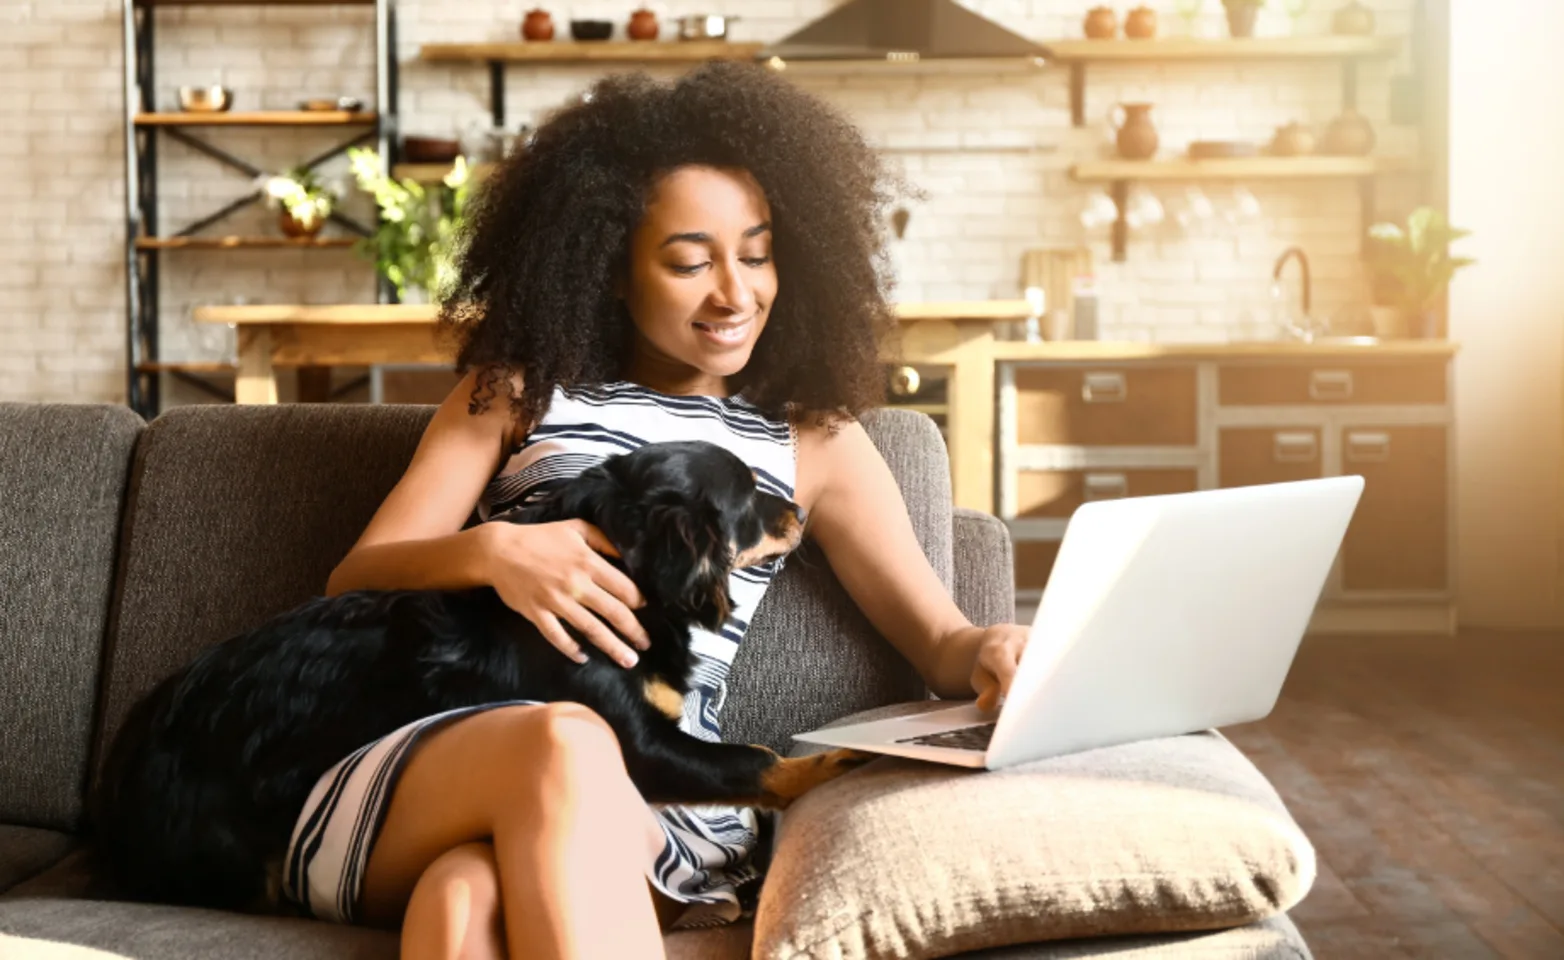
[400,842,506,960]
[360,702,667,959]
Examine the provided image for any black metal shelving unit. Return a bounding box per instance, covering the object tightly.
[121,0,399,418]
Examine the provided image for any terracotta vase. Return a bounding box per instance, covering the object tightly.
[278,209,324,239]
[1084,6,1118,40]
[1224,0,1260,38]
[1125,7,1159,40]
[1332,0,1377,36]
[521,8,555,41]
[1322,108,1376,156]
[627,8,659,40]
[1111,103,1159,160]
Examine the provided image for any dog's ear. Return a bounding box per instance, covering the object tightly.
[631,502,732,631]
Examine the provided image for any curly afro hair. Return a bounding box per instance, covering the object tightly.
[440,60,910,432]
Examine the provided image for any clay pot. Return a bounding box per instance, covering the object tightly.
[1332,0,1377,36]
[521,8,555,41]
[1270,122,1317,157]
[1125,6,1159,40]
[1322,109,1376,156]
[1111,103,1160,160]
[278,210,324,239]
[1084,6,1118,40]
[627,8,659,40]
[1223,0,1261,38]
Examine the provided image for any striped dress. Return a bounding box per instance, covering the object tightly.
[282,381,797,931]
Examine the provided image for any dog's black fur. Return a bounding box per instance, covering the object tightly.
[93,440,867,912]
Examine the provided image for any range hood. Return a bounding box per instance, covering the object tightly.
[761,0,1043,61]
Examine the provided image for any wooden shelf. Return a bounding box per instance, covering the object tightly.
[419,41,764,64]
[136,236,359,250]
[1072,156,1402,182]
[135,361,237,374]
[137,1,371,6]
[135,110,377,126]
[391,162,498,183]
[1040,36,1401,62]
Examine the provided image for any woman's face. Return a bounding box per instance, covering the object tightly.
[623,165,778,390]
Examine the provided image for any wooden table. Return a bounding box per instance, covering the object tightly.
[193,301,1031,512]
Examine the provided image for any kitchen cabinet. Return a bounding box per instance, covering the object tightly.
[998,345,1457,634]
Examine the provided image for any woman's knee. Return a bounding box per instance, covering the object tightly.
[483,703,631,801]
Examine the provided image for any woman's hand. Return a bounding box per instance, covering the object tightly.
[478,520,650,669]
[970,624,1031,712]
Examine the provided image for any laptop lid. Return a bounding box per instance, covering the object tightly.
[984,476,1364,769]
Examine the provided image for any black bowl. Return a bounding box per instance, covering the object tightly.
[570,19,613,41]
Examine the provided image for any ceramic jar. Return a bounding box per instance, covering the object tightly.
[1332,0,1377,35]
[1111,103,1160,160]
[522,8,555,41]
[627,8,659,40]
[1125,6,1159,39]
[1223,0,1261,38]
[1084,6,1118,39]
[1322,109,1376,156]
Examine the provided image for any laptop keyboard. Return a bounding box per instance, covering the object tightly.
[895,722,997,752]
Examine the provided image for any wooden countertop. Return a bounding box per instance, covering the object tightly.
[193,301,1036,325]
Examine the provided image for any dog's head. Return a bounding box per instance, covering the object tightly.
[523,441,805,630]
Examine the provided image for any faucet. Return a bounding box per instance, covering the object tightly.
[1272,246,1312,318]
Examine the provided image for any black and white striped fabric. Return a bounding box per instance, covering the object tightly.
[281,382,798,930]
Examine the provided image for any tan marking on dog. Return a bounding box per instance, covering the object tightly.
[733,512,805,570]
[643,678,684,721]
[735,747,877,809]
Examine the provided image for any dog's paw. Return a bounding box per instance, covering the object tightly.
[756,747,876,808]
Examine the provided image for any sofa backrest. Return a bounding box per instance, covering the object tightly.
[91,403,952,772]
[0,403,143,831]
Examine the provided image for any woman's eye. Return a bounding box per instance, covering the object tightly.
[742,256,771,268]
[671,262,707,276]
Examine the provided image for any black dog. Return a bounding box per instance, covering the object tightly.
[93,440,869,912]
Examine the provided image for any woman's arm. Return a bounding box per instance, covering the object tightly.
[325,368,518,597]
[798,419,1027,706]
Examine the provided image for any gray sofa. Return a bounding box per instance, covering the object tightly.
[0,401,1313,958]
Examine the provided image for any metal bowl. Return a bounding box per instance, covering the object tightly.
[678,14,740,40]
[178,85,233,113]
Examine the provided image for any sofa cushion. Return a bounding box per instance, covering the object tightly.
[0,403,143,830]
[956,915,1309,959]
[0,826,76,894]
[754,703,1315,959]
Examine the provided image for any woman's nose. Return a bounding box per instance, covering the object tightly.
[710,262,757,314]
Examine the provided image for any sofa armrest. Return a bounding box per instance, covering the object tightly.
[953,508,1014,628]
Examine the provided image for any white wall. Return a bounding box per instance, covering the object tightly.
[3,0,1420,403]
[1449,0,1564,628]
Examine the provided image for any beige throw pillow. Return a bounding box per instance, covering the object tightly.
[753,703,1314,959]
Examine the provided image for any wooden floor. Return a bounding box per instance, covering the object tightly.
[1223,631,1564,959]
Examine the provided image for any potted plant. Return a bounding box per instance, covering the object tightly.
[259,167,337,239]
[1222,0,1265,37]
[1366,206,1476,339]
[347,148,472,303]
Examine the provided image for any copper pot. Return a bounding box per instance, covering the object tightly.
[1270,122,1317,157]
[1322,109,1376,156]
[1125,6,1159,40]
[1332,0,1377,35]
[627,8,659,40]
[1084,6,1118,39]
[1111,103,1159,160]
[521,8,555,41]
[278,210,324,239]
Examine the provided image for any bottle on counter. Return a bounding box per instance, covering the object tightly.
[1072,275,1101,340]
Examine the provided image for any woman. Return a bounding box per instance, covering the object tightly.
[302,62,1030,959]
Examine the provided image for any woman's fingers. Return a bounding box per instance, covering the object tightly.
[557,596,641,669]
[533,610,588,664]
[569,519,622,559]
[578,580,651,651]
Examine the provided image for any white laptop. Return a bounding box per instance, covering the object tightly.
[792,475,1365,770]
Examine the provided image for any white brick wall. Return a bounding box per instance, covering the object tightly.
[2,0,1420,404]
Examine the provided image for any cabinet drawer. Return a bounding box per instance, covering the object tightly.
[1015,469,1199,519]
[1219,362,1447,406]
[1015,540,1061,592]
[1218,428,1322,488]
[1339,425,1448,592]
[1013,366,1198,446]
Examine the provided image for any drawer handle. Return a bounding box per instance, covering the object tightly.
[1346,430,1391,462]
[1084,473,1129,502]
[1081,372,1127,403]
[1308,369,1354,401]
[1273,431,1318,463]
